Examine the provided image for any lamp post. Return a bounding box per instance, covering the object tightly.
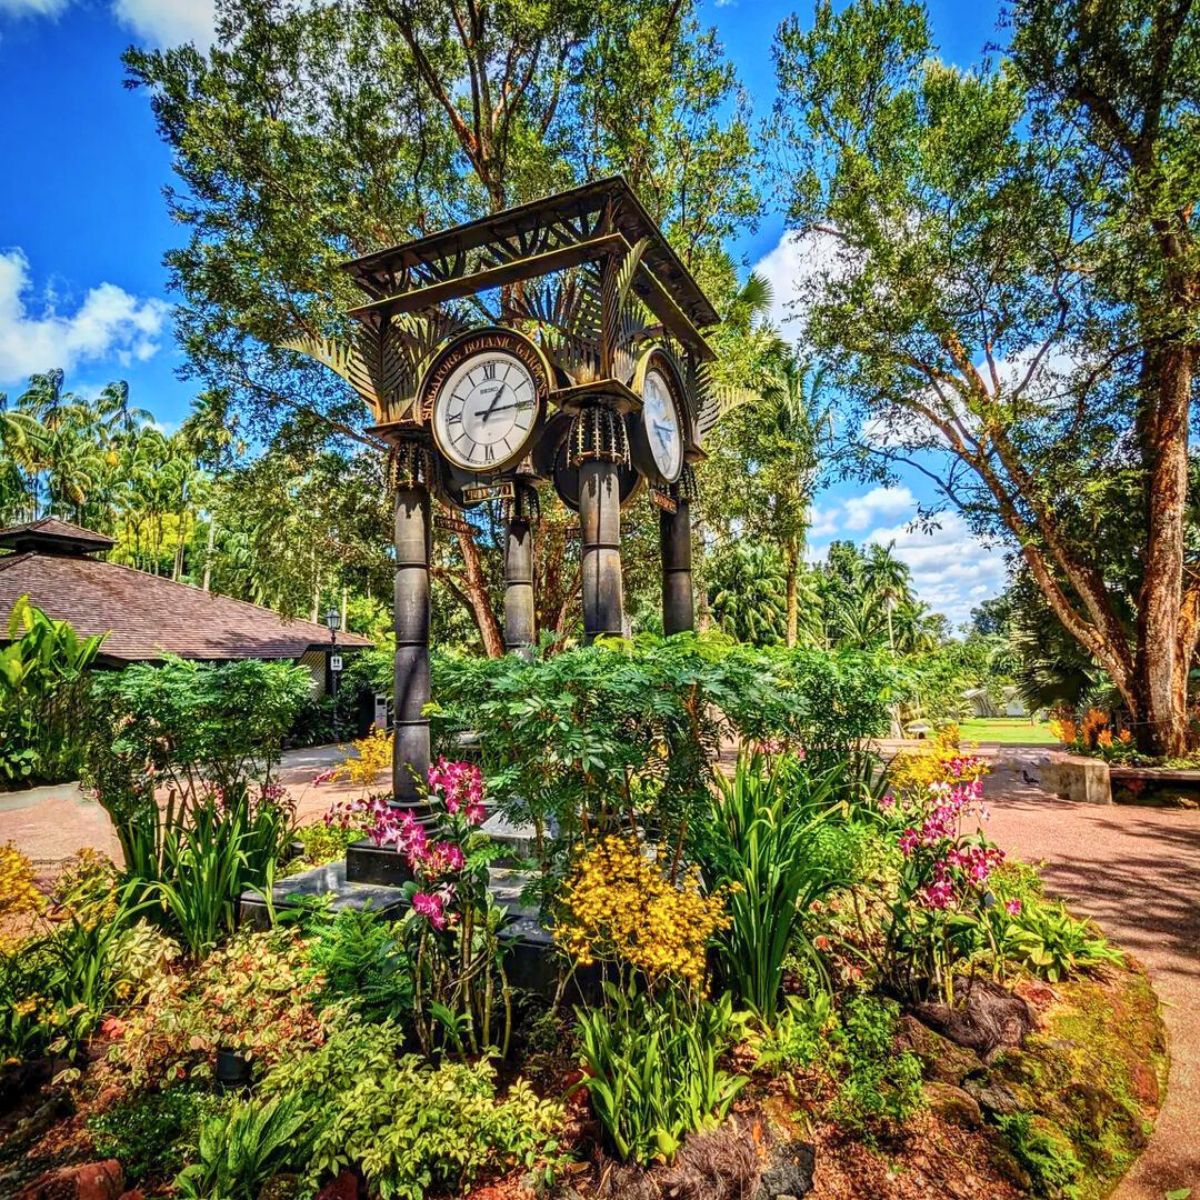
[325,606,341,728]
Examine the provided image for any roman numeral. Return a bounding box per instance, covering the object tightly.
[483,362,496,380]
[484,444,495,464]
[448,412,462,424]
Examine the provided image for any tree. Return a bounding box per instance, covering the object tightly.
[126,0,760,653]
[772,0,1199,753]
[707,540,789,645]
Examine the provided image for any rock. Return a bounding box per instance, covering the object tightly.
[117,1192,145,1200]
[756,1138,815,1200]
[923,1081,983,1129]
[912,980,1035,1058]
[965,1079,1021,1117]
[897,1015,986,1085]
[18,1161,125,1200]
[315,1170,360,1200]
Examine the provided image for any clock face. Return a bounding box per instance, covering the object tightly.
[432,350,539,473]
[642,367,684,482]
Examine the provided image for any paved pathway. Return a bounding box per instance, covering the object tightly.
[980,746,1200,1200]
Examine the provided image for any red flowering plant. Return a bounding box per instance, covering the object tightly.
[376,758,511,1060]
[875,747,1005,1005]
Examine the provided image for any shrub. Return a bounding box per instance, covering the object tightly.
[110,927,332,1088]
[0,596,105,786]
[80,657,308,955]
[996,1111,1085,1199]
[829,994,924,1133]
[694,751,859,1020]
[88,1088,223,1184]
[259,1020,564,1200]
[304,907,413,1024]
[429,634,897,873]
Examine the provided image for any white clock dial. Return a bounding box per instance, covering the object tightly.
[642,368,683,482]
[433,351,538,472]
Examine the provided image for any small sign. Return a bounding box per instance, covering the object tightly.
[462,480,516,504]
[649,489,678,514]
[330,654,344,672]
[373,693,390,731]
[435,514,472,535]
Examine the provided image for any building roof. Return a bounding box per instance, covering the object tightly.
[0,550,371,662]
[0,517,116,555]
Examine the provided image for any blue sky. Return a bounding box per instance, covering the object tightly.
[0,0,1008,626]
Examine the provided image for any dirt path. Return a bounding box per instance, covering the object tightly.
[982,747,1200,1200]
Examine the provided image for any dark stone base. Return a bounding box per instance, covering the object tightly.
[346,839,414,887]
[239,859,566,1001]
[238,859,409,931]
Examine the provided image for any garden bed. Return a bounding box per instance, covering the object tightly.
[0,644,1172,1200]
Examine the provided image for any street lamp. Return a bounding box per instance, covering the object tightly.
[325,607,341,719]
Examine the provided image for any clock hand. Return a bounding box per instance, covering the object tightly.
[480,383,506,422]
[482,402,529,414]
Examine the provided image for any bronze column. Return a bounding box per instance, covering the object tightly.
[660,491,694,634]
[392,481,432,808]
[580,459,624,641]
[504,484,537,657]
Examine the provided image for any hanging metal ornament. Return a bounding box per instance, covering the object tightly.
[501,481,542,525]
[386,439,437,493]
[567,404,629,468]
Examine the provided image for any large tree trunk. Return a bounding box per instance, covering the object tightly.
[455,528,504,657]
[784,537,799,648]
[1133,341,1196,755]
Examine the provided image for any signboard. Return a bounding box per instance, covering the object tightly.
[330,654,344,672]
[462,480,516,504]
[373,693,390,731]
[435,514,473,535]
[649,489,678,515]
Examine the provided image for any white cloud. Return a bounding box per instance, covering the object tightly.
[111,0,215,46]
[0,0,70,14]
[0,249,170,386]
[865,512,1006,627]
[751,228,854,336]
[809,486,1007,626]
[842,485,915,531]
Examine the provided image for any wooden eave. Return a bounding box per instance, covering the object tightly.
[341,176,720,331]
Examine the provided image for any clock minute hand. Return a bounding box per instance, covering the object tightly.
[480,383,506,423]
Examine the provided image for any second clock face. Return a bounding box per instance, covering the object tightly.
[432,351,539,472]
[642,367,684,482]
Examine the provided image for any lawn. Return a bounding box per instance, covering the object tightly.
[959,717,1057,745]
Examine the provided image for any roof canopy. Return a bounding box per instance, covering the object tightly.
[341,176,719,358]
[0,524,371,662]
[0,517,115,557]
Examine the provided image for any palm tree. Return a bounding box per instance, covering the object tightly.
[708,541,789,645]
[862,542,912,652]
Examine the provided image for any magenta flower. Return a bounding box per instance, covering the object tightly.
[422,840,466,878]
[427,758,486,823]
[1005,898,1023,916]
[412,891,446,930]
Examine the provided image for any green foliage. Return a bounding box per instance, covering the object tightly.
[694,751,861,1020]
[259,1020,563,1200]
[304,907,413,1024]
[829,994,924,1133]
[0,900,161,1062]
[0,596,105,785]
[986,897,1124,984]
[743,991,836,1073]
[81,657,307,954]
[996,1111,1084,1200]
[573,982,744,1165]
[707,541,789,645]
[288,820,361,871]
[88,1089,222,1184]
[431,633,897,875]
[176,1093,312,1200]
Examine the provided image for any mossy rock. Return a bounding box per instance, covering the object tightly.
[986,966,1167,1199]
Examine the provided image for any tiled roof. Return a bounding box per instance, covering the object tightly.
[0,517,116,553]
[0,551,372,662]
